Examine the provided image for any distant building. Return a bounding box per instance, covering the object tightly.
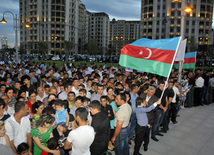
[20,0,89,54]
[141,0,213,51]
[89,12,110,55]
[110,19,141,55]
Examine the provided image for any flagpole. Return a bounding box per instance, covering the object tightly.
[160,37,182,100]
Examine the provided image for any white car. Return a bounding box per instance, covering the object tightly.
[51,56,60,61]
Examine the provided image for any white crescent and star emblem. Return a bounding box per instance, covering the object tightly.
[139,48,152,59]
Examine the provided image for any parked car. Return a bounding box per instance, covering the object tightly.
[51,55,60,61]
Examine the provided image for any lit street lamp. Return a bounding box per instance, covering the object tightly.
[1,11,19,64]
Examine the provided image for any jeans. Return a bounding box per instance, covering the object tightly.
[115,127,130,155]
[128,113,136,140]
[162,105,171,132]
[176,100,181,115]
[151,109,164,137]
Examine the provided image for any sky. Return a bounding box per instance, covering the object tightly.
[0,0,141,48]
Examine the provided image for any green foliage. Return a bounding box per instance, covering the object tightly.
[64,40,73,61]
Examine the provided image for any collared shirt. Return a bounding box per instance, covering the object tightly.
[36,94,45,102]
[136,103,157,126]
[5,115,31,148]
[195,77,204,88]
[130,92,138,114]
[114,103,132,128]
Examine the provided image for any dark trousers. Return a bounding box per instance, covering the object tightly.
[162,105,170,132]
[194,87,203,106]
[208,87,214,104]
[151,109,164,137]
[168,102,177,123]
[90,142,107,155]
[186,87,194,107]
[133,124,147,155]
[143,126,150,148]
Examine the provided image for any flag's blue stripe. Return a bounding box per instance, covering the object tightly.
[130,37,180,51]
[185,52,196,58]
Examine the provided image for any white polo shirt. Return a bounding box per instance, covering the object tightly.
[5,115,31,148]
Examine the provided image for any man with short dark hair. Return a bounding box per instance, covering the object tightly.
[5,101,32,154]
[58,83,72,100]
[129,84,139,141]
[69,96,83,116]
[89,100,110,155]
[64,108,95,155]
[91,84,104,102]
[111,93,132,155]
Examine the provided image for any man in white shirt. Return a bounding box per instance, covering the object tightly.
[5,101,32,154]
[72,78,79,96]
[59,83,72,100]
[64,107,95,155]
[169,80,180,124]
[194,74,204,106]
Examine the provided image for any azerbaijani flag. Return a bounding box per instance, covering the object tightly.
[174,52,196,69]
[119,37,181,77]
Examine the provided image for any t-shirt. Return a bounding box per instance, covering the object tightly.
[110,101,119,129]
[114,103,132,128]
[161,88,174,107]
[91,112,110,145]
[67,125,95,155]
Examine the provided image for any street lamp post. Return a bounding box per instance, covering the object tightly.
[1,11,19,64]
[179,0,192,82]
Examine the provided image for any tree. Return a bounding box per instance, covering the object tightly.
[87,39,98,62]
[38,42,48,58]
[19,43,26,59]
[64,40,73,61]
[207,45,214,67]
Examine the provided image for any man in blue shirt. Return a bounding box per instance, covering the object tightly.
[129,84,139,141]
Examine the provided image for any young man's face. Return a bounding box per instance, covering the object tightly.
[6,90,13,98]
[24,79,30,85]
[68,93,75,101]
[101,98,107,107]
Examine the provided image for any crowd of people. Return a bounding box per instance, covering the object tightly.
[0,61,213,155]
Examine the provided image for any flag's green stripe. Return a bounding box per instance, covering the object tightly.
[173,63,195,69]
[182,63,195,69]
[119,55,171,77]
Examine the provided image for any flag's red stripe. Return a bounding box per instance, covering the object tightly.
[121,45,176,64]
[174,57,196,64]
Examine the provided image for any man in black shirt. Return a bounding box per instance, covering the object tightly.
[152,81,167,142]
[160,81,174,133]
[202,70,211,105]
[187,72,195,107]
[89,100,110,155]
